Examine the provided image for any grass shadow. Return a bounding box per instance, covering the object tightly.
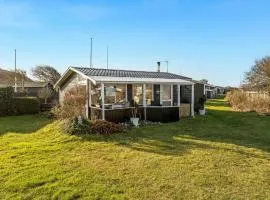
[0,115,52,135]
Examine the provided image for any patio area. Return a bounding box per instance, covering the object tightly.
[87,82,194,122]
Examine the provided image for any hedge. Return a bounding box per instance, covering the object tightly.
[13,97,40,115]
[0,87,40,116]
[0,87,14,116]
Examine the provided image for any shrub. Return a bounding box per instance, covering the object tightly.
[226,90,270,113]
[61,116,91,135]
[90,120,124,135]
[0,87,14,116]
[52,86,86,119]
[198,95,207,110]
[13,97,40,115]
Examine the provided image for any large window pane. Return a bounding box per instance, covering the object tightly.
[146,84,152,105]
[133,84,143,105]
[115,85,126,103]
[105,86,116,104]
[162,84,171,101]
[104,84,126,104]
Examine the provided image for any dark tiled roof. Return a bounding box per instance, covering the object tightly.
[72,67,191,80]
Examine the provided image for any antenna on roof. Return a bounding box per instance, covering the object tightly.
[14,49,17,92]
[90,37,93,68]
[157,60,169,72]
[106,46,109,69]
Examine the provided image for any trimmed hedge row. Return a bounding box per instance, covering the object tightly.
[0,87,40,116]
[0,87,14,116]
[13,97,40,115]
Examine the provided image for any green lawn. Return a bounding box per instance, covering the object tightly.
[0,99,270,199]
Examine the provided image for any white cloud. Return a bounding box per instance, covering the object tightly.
[0,1,38,28]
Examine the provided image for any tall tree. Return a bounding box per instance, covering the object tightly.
[32,65,61,84]
[244,56,270,92]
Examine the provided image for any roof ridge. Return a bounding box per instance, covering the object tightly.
[72,66,178,75]
[71,67,192,80]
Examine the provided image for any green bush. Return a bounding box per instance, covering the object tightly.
[61,117,91,135]
[13,97,40,115]
[90,120,124,135]
[0,87,14,116]
[60,118,124,135]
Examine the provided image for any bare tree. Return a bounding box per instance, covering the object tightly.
[244,56,270,92]
[38,87,53,104]
[32,65,61,84]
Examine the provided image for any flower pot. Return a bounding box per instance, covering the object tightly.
[199,109,206,116]
[130,117,139,127]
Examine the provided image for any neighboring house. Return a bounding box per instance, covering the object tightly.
[55,67,198,123]
[199,79,226,99]
[205,85,225,98]
[15,82,58,104]
[205,84,217,98]
[0,67,33,87]
[216,86,225,95]
[15,82,50,96]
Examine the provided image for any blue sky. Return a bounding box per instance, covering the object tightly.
[1,0,270,86]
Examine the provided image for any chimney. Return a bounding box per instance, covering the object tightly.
[157,62,161,72]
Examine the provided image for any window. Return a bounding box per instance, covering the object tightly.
[91,83,101,107]
[133,84,143,104]
[105,86,116,104]
[162,84,171,101]
[104,84,126,104]
[146,84,152,105]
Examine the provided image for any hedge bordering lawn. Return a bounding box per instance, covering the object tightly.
[0,87,14,116]
[0,87,40,116]
[13,97,40,115]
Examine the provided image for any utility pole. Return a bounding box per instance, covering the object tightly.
[90,37,93,68]
[106,46,109,69]
[14,49,17,92]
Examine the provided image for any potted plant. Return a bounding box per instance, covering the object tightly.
[130,101,140,126]
[199,95,207,115]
